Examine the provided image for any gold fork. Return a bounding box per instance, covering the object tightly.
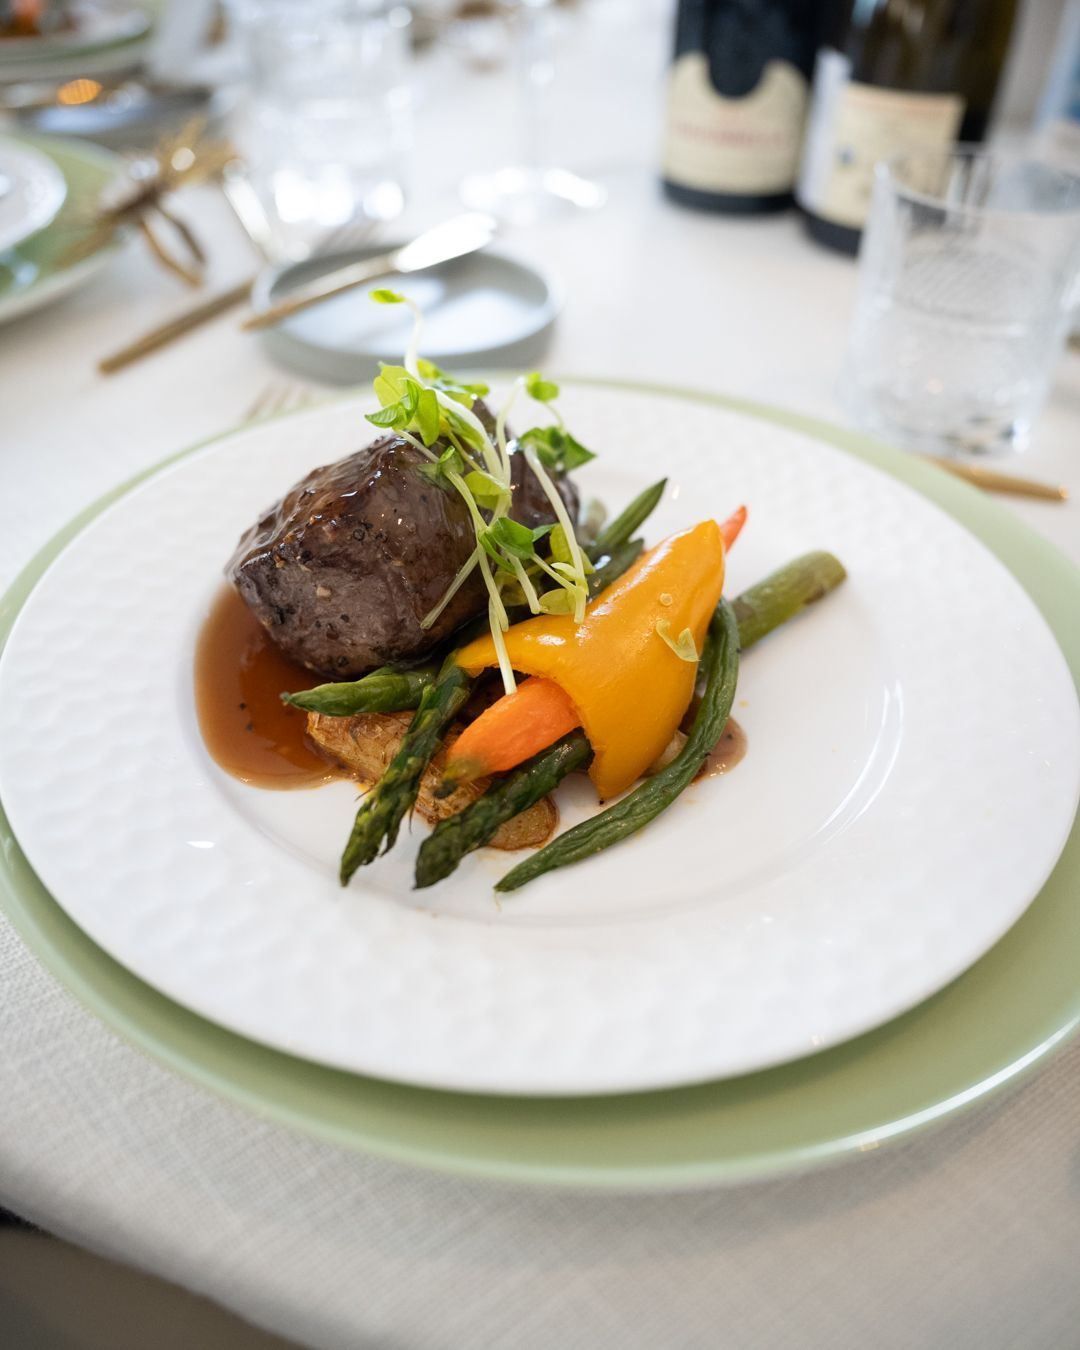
[241,380,321,424]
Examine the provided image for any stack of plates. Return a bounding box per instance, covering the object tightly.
[0,3,151,85]
[0,132,123,325]
[1,385,1078,1188]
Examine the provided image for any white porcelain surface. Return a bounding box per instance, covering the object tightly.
[0,140,66,253]
[0,386,1076,1094]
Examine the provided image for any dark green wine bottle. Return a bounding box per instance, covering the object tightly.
[797,0,1018,253]
[661,0,820,214]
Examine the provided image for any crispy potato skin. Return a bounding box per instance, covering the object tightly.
[307,711,557,850]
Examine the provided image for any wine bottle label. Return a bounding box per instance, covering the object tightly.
[663,52,809,195]
[797,49,965,229]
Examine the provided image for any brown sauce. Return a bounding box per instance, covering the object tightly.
[194,584,749,798]
[695,718,747,781]
[194,585,336,789]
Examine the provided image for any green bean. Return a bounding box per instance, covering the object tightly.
[588,479,666,560]
[494,601,740,892]
[339,661,472,885]
[415,731,593,889]
[730,551,847,651]
[282,664,437,717]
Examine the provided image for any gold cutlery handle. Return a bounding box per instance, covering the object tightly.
[240,253,400,331]
[927,456,1068,502]
[99,277,256,374]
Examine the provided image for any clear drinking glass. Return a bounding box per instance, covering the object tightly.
[231,0,412,257]
[458,0,605,226]
[844,148,1080,455]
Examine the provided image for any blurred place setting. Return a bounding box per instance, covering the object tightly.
[3,3,1080,1350]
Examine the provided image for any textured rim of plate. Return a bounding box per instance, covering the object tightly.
[0,134,122,326]
[0,139,67,251]
[1,383,1078,1191]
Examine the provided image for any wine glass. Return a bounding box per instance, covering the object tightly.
[459,0,606,226]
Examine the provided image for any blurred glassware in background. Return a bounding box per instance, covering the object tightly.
[459,0,604,226]
[229,0,411,259]
[1034,0,1080,172]
[844,147,1080,456]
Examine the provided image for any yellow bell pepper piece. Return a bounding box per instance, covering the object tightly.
[456,520,725,800]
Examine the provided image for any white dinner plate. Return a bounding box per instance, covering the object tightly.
[0,3,149,59]
[0,386,1077,1095]
[0,138,66,252]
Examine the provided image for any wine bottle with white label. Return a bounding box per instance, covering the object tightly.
[661,0,820,214]
[797,0,1018,253]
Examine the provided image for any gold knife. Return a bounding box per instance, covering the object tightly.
[241,212,497,332]
[99,276,257,373]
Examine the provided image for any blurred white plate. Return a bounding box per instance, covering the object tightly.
[0,386,1077,1095]
[0,137,66,251]
[0,4,151,83]
[0,3,149,60]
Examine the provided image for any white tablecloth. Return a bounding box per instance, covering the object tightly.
[3,7,1080,1346]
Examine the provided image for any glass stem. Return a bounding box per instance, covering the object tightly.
[516,0,554,175]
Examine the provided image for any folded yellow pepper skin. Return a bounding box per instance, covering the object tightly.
[456,520,725,800]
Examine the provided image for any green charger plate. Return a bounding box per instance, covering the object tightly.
[2,383,1078,1190]
[0,134,123,326]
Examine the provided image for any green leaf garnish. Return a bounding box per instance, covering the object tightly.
[464,470,504,509]
[416,387,441,445]
[538,588,574,615]
[366,403,407,429]
[655,619,698,663]
[487,516,552,560]
[479,529,519,575]
[526,372,559,403]
[517,426,596,474]
[371,288,405,304]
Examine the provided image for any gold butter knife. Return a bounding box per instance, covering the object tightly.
[241,212,497,332]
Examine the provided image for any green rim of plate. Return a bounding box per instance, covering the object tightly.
[0,133,122,318]
[2,382,1078,1191]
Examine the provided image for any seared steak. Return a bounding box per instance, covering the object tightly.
[227,433,578,678]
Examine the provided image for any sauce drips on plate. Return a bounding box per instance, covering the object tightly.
[695,718,747,780]
[194,585,336,789]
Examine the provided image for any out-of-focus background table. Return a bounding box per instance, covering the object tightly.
[2,4,1079,1347]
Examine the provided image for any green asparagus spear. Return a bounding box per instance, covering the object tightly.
[414,550,847,889]
[494,600,740,893]
[588,537,644,597]
[588,479,666,560]
[731,551,847,651]
[282,664,437,717]
[339,661,472,885]
[415,731,594,888]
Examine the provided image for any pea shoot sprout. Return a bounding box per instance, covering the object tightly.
[363,291,596,694]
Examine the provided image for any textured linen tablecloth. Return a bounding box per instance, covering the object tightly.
[3,7,1080,1347]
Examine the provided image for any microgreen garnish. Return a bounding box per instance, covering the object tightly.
[655,620,698,663]
[364,295,596,692]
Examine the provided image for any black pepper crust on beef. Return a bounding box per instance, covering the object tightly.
[227,434,579,678]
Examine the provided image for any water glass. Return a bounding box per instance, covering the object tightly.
[844,149,1080,455]
[232,0,412,256]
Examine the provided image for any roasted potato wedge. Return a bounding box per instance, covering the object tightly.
[307,711,557,850]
